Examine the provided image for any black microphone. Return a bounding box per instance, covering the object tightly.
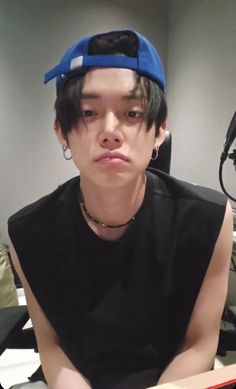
[219,112,236,201]
[221,112,236,163]
[224,111,236,153]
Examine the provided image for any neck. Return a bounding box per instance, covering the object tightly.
[80,201,135,228]
[79,173,146,228]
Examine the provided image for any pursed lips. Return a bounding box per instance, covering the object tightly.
[95,152,129,162]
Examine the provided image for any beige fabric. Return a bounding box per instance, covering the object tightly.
[0,241,18,308]
[9,382,47,388]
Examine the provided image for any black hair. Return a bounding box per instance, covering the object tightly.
[54,31,167,137]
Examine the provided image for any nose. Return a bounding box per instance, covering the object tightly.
[98,112,124,149]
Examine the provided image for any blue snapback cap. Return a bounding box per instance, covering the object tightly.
[44,30,165,92]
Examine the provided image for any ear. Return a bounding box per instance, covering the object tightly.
[54,121,68,146]
[154,121,167,148]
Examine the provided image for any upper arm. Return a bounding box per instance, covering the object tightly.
[184,200,233,349]
[9,240,58,352]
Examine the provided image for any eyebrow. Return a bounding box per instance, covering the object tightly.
[81,93,146,100]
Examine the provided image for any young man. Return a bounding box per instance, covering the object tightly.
[8,30,233,389]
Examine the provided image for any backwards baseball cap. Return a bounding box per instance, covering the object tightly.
[44,30,165,93]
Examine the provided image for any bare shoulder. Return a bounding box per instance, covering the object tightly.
[210,200,233,272]
[9,240,58,347]
[9,240,24,280]
[184,201,233,347]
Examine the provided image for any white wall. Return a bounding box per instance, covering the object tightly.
[167,0,236,198]
[0,0,168,241]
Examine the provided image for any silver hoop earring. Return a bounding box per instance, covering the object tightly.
[151,147,159,160]
[62,145,72,160]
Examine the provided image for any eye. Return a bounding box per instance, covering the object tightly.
[126,111,144,119]
[82,110,97,117]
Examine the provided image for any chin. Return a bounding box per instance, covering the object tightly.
[80,164,146,188]
[95,169,145,189]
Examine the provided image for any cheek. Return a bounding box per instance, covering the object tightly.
[132,130,156,151]
[69,134,96,167]
[131,137,155,168]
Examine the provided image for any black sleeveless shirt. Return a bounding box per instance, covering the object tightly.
[8,170,227,388]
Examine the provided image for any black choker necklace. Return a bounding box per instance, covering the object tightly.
[80,200,135,229]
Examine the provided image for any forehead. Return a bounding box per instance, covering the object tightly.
[81,68,142,97]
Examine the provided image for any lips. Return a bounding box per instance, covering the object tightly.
[96,152,129,162]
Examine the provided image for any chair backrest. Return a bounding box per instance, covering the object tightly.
[148,130,172,174]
